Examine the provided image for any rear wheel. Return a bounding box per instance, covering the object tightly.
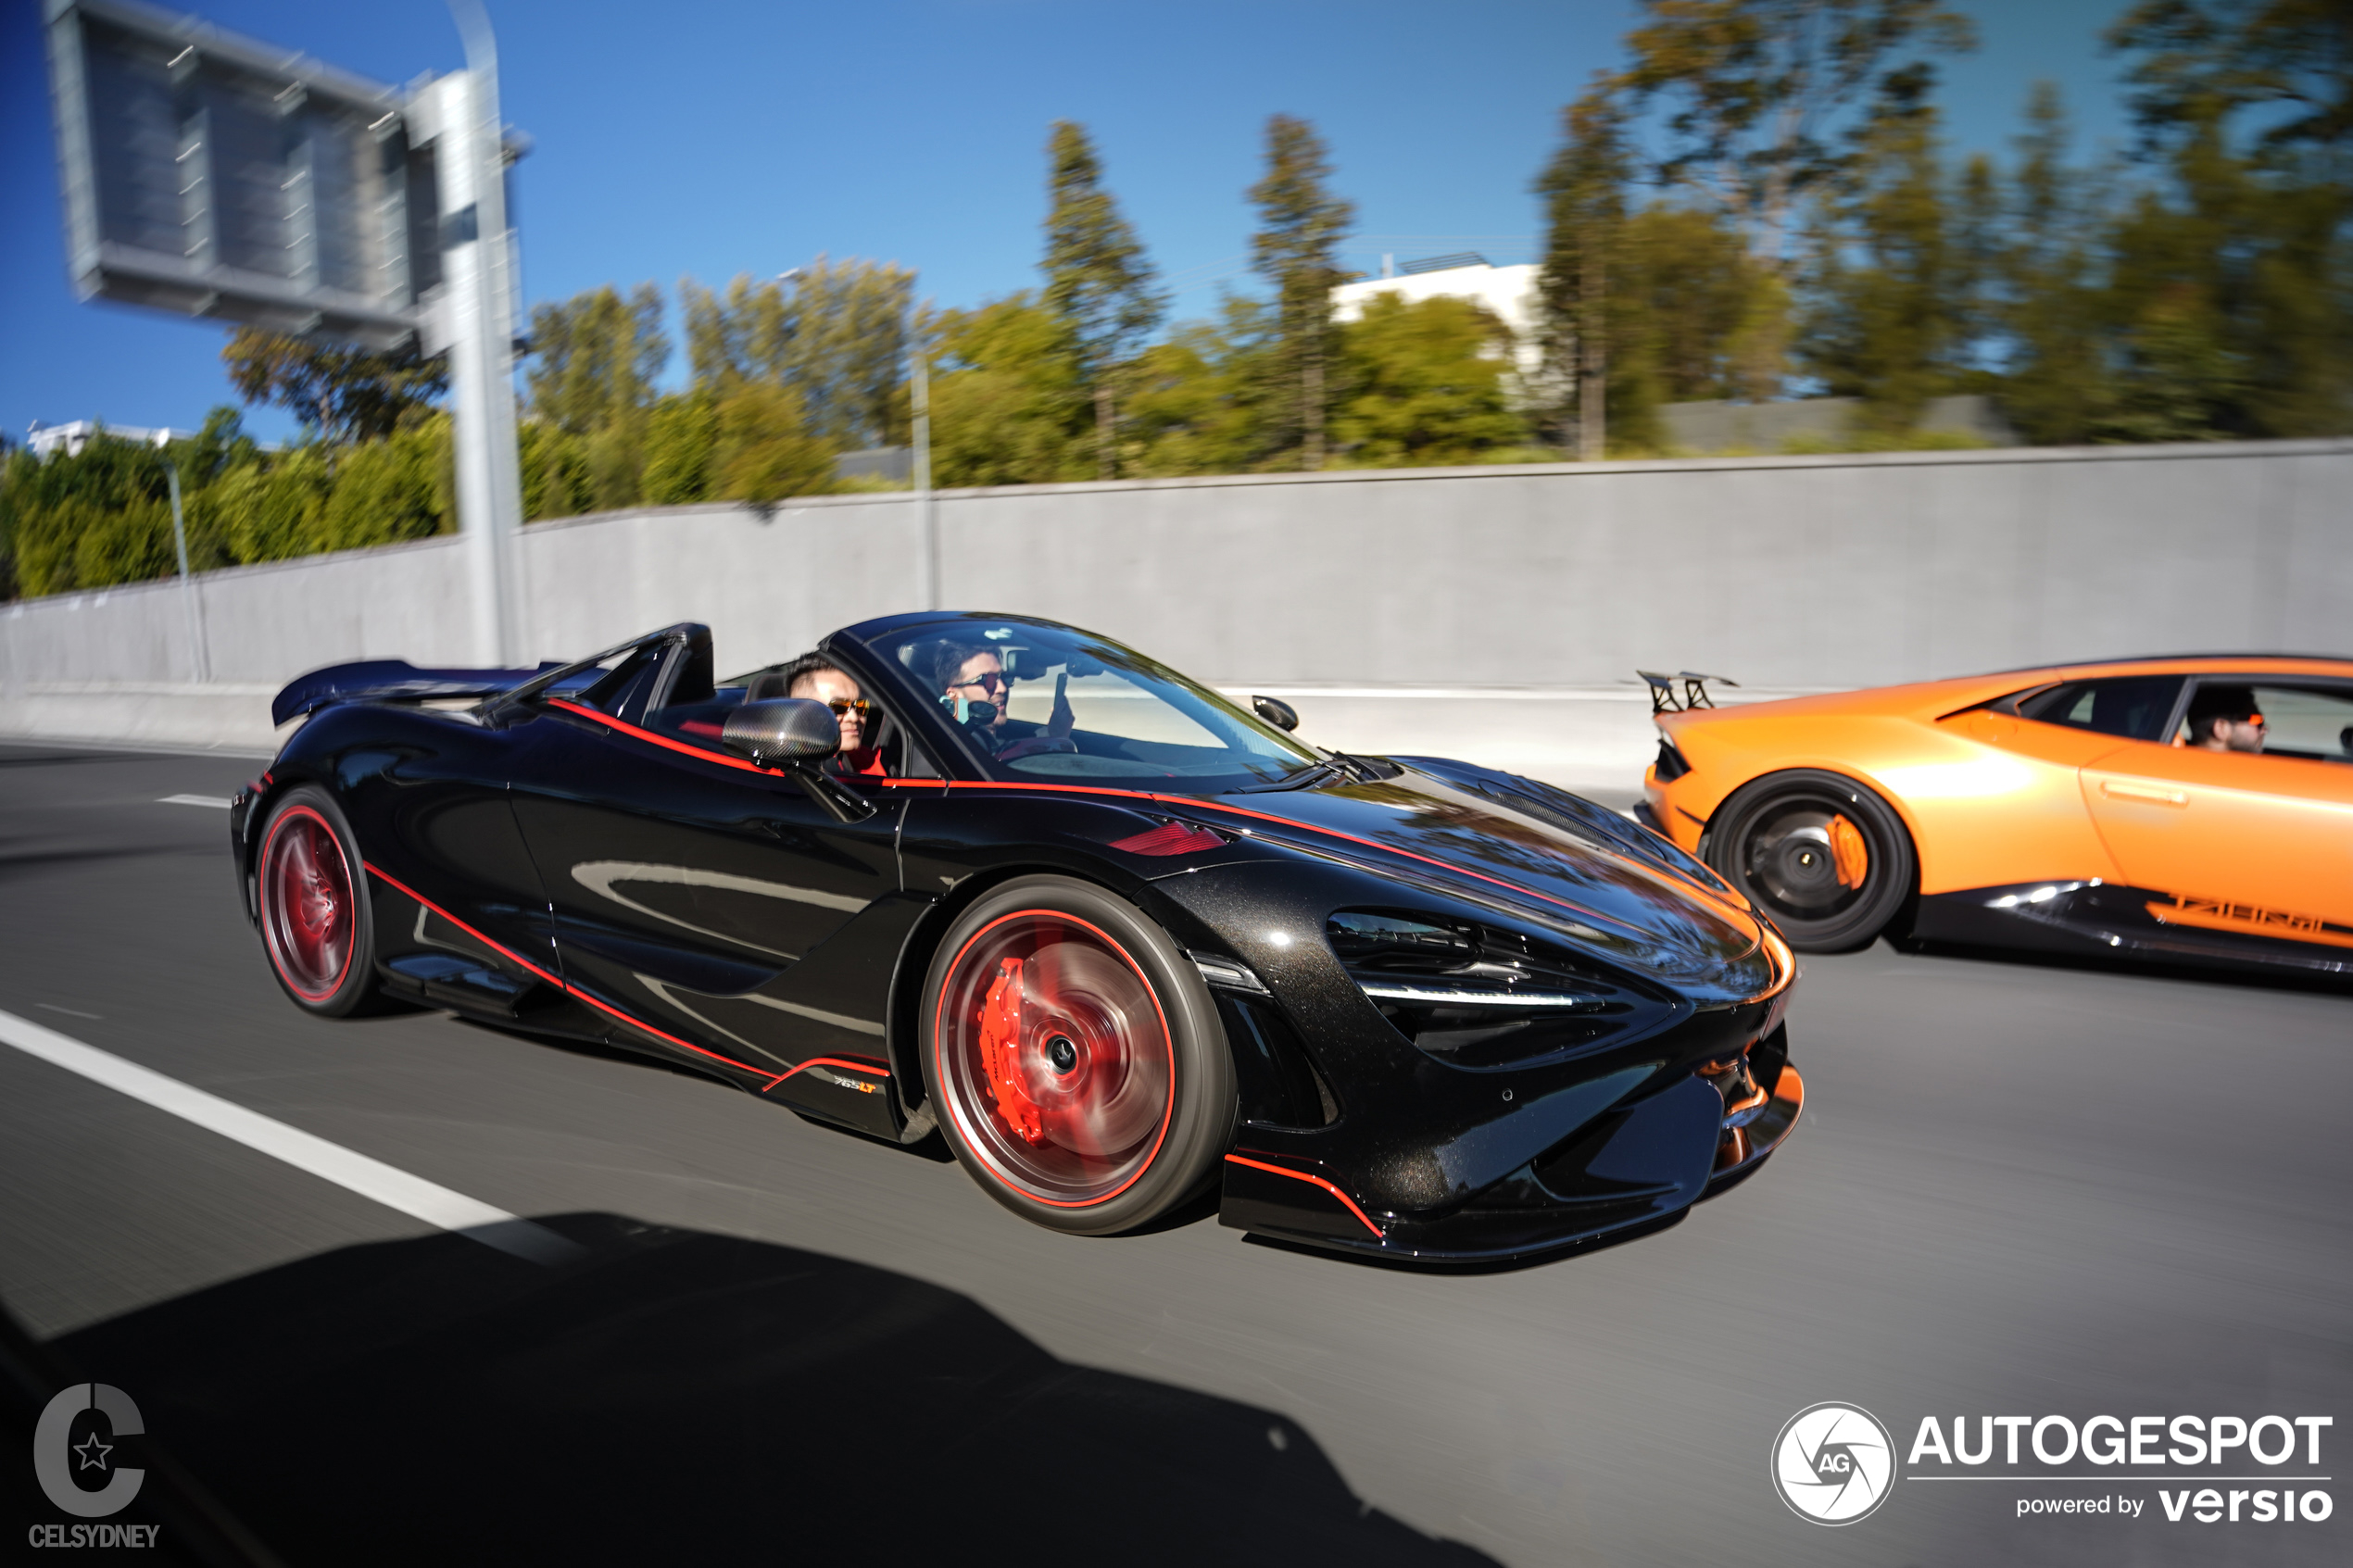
[922,876,1234,1235]
[1705,771,1915,953]
[257,786,384,1016]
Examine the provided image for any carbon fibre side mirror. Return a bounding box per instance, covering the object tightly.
[723,698,840,764]
[1252,695,1299,732]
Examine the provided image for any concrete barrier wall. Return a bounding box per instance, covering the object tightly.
[6,439,2348,780]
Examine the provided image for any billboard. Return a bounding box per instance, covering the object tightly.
[44,0,434,348]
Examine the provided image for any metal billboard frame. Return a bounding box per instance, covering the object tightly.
[43,0,529,664]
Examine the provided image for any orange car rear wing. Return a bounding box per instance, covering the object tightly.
[1639,670,1740,715]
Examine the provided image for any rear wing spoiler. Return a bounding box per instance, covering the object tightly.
[271,660,564,726]
[1637,671,1739,714]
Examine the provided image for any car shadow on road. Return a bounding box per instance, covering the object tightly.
[44,1214,1498,1566]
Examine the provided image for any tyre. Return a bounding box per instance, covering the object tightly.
[922,875,1236,1236]
[1705,770,1916,953]
[256,786,384,1016]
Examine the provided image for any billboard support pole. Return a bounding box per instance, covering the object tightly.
[432,0,525,667]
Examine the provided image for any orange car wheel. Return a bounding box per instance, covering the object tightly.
[1705,771,1916,953]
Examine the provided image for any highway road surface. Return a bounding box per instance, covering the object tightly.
[1,740,2345,1566]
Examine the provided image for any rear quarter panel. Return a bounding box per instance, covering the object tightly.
[1654,677,2126,897]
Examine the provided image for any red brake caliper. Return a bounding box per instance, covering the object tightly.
[976,956,1048,1146]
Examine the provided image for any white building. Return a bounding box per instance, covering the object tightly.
[26,420,195,458]
[1330,254,1544,379]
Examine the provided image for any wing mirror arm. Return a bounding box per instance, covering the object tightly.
[791,764,876,823]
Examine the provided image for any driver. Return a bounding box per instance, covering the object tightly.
[2184,684,2266,754]
[933,642,1076,761]
[776,652,887,776]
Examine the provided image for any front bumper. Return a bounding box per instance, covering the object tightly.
[1218,1055,1805,1266]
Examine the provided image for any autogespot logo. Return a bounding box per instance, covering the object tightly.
[1772,1401,1897,1525]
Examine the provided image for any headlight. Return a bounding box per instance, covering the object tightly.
[1327,910,1668,1070]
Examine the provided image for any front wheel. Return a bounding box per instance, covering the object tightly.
[922,876,1235,1236]
[256,786,384,1016]
[1705,770,1915,953]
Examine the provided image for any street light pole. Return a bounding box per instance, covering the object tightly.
[159,452,208,683]
[912,329,937,611]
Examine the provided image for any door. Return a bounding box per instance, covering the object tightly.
[502,695,910,1121]
[2082,681,2353,934]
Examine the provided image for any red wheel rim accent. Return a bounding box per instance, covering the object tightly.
[935,910,1175,1207]
[260,806,357,1003]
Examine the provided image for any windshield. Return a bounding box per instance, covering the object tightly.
[862,619,1320,793]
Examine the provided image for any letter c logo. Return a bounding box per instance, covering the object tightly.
[31,1384,145,1518]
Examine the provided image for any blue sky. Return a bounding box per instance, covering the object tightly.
[2,0,2138,445]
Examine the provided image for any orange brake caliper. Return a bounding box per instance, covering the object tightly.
[1827,814,1869,889]
[976,957,1048,1146]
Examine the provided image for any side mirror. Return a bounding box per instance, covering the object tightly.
[1252,695,1299,733]
[722,698,839,764]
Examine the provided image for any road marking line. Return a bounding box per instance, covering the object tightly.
[0,1007,582,1266]
[157,795,233,809]
[34,1003,100,1020]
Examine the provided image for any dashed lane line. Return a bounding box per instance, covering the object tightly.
[0,1006,581,1266]
[157,795,233,809]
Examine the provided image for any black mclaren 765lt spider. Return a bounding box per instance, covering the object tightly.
[232,612,1803,1264]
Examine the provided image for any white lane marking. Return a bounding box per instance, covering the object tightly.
[0,1008,582,1266]
[157,795,233,809]
[34,1003,100,1020]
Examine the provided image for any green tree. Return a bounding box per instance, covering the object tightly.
[1331,295,1529,465]
[519,421,591,521]
[1611,206,1788,447]
[221,330,447,444]
[1248,115,1354,469]
[202,449,333,566]
[1997,82,2115,444]
[926,295,1092,486]
[319,418,453,550]
[526,283,668,436]
[1798,66,1970,433]
[682,257,916,450]
[1125,297,1280,476]
[713,384,836,505]
[640,393,720,506]
[1042,121,1165,477]
[1617,0,1978,264]
[2096,2,2352,436]
[1535,81,1633,457]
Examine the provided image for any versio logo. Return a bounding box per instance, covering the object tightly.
[1772,1402,1897,1524]
[32,1384,146,1519]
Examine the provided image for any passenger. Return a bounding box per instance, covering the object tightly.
[932,642,1075,761]
[2184,684,2266,754]
[776,652,887,776]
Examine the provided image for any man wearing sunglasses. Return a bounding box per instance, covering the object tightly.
[932,643,1076,762]
[2185,684,2267,754]
[776,652,888,776]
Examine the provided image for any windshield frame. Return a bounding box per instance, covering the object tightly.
[831,613,1325,795]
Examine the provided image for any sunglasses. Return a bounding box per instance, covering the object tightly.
[949,671,1009,694]
[824,698,878,717]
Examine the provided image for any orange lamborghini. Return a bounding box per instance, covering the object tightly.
[1637,658,2353,973]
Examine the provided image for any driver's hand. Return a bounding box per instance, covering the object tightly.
[1048,671,1075,739]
